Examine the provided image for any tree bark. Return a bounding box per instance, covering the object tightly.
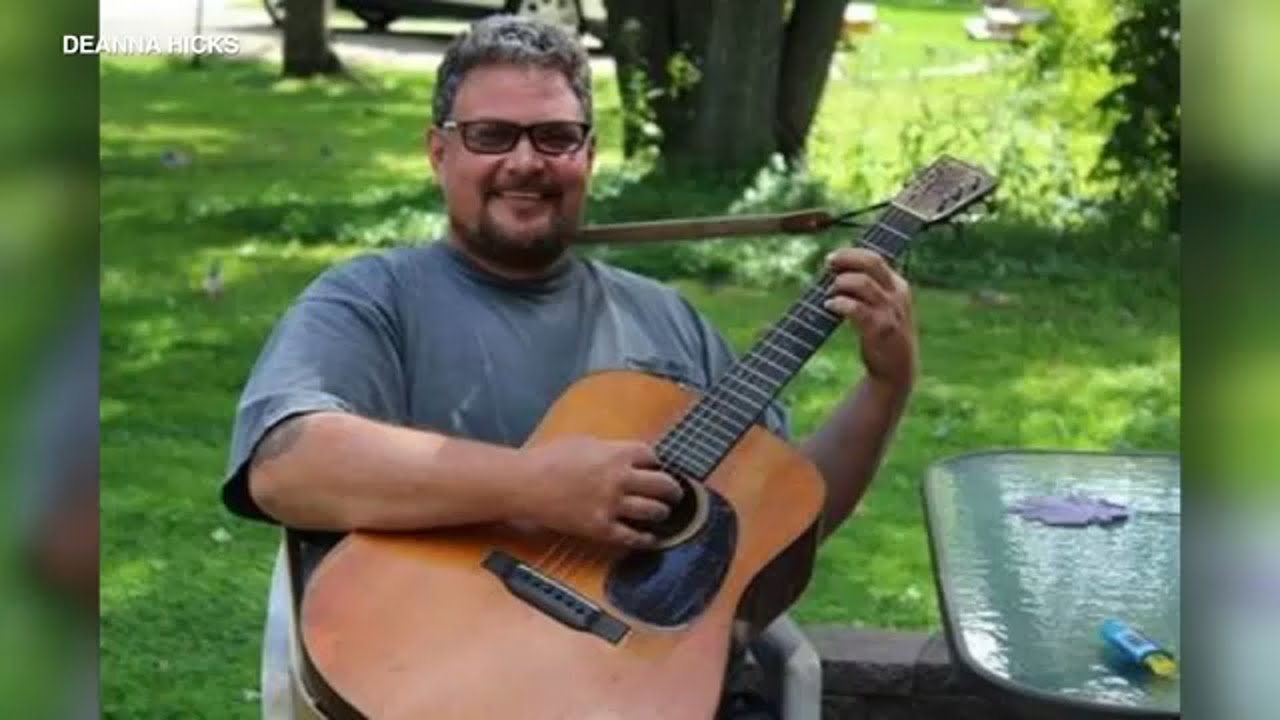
[602,0,840,178]
[775,0,848,163]
[678,0,784,175]
[283,0,343,77]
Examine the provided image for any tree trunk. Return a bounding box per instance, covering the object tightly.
[602,0,841,179]
[283,0,342,77]
[678,0,783,176]
[775,0,848,163]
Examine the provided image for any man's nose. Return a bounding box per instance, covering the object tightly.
[503,133,545,170]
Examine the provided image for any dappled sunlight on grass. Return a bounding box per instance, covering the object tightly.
[100,121,242,156]
[100,556,163,609]
[1010,351,1180,449]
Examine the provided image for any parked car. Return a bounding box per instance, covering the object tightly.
[263,0,595,35]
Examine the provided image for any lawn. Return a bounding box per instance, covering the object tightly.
[99,15,1178,718]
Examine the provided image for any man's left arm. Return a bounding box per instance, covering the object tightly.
[802,248,919,540]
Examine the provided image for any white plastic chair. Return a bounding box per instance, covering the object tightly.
[261,542,822,719]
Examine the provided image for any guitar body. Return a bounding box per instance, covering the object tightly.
[297,370,826,719]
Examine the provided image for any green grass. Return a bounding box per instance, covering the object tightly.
[837,0,1004,74]
[100,26,1177,720]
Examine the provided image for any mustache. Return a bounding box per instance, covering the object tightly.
[487,182,560,196]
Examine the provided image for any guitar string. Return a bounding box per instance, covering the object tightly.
[540,210,914,579]
[536,208,916,580]
[539,210,914,580]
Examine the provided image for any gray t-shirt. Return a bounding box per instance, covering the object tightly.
[221,240,791,538]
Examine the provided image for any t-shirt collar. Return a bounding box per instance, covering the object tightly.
[436,238,578,296]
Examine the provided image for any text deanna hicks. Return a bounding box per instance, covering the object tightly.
[63,34,242,55]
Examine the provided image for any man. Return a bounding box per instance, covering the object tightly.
[221,14,916,719]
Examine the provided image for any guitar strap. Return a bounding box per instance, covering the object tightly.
[574,208,837,245]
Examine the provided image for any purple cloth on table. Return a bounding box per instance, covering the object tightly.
[1008,494,1132,526]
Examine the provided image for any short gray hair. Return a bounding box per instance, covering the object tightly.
[432,14,593,124]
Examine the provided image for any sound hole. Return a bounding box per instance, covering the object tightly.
[605,488,736,627]
[622,478,709,549]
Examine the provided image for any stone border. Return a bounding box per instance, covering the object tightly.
[795,626,1011,720]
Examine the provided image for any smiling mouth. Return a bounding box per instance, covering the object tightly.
[493,190,554,201]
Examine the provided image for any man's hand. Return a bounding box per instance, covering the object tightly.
[519,436,685,549]
[822,248,918,389]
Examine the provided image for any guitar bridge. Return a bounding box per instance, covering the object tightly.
[481,551,630,644]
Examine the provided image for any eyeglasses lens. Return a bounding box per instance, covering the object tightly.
[461,122,586,155]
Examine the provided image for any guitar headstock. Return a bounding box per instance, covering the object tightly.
[890,156,998,226]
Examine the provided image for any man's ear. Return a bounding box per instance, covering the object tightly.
[427,125,446,174]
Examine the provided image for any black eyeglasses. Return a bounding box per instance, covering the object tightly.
[439,120,592,156]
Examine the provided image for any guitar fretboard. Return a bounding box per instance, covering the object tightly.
[654,207,923,479]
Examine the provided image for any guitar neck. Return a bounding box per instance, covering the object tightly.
[655,206,924,479]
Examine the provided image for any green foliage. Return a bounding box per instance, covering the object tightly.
[612,16,664,159]
[1010,0,1179,237]
[664,49,703,99]
[1093,0,1180,227]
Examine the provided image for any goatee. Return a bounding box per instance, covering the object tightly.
[456,211,576,273]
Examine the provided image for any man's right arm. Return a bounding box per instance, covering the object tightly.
[247,411,534,532]
[246,411,684,547]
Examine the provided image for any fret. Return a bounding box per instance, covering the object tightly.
[657,428,721,473]
[699,388,758,427]
[656,446,711,479]
[733,354,789,390]
[667,412,738,455]
[864,211,923,258]
[794,299,839,331]
[874,219,910,241]
[773,326,819,365]
[786,301,837,337]
[796,297,833,317]
[761,328,810,364]
[858,235,894,259]
[778,312,828,345]
[742,347,791,378]
[714,372,775,407]
[679,401,748,447]
[755,335,804,365]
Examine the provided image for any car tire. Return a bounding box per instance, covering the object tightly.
[352,8,398,32]
[503,0,583,33]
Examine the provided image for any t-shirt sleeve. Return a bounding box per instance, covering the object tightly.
[678,297,793,442]
[221,254,408,523]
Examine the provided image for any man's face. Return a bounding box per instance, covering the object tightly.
[429,63,594,274]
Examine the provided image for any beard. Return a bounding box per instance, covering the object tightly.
[453,196,578,274]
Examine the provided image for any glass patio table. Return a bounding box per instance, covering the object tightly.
[922,450,1181,719]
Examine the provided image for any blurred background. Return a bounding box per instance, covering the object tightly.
[0,0,1272,717]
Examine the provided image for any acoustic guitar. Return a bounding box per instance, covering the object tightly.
[294,156,997,719]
